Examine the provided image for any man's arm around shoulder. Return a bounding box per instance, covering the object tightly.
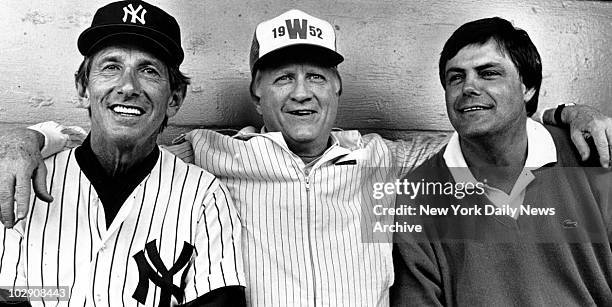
[0,127,50,228]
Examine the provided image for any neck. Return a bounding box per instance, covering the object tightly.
[286,137,331,164]
[460,122,528,193]
[90,132,157,177]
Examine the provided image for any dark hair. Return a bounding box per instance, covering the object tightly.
[74,50,190,131]
[439,17,542,116]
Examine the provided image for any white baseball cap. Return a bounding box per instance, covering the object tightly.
[249,9,344,75]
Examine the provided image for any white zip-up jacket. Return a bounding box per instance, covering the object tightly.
[174,128,446,306]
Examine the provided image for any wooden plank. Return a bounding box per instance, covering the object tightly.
[1,0,610,132]
[0,123,451,147]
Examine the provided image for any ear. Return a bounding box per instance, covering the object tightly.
[333,76,342,97]
[76,84,91,109]
[251,82,263,115]
[76,80,88,100]
[252,99,263,115]
[165,90,185,118]
[523,85,536,104]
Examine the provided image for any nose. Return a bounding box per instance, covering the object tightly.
[117,68,141,97]
[462,74,481,97]
[290,77,313,103]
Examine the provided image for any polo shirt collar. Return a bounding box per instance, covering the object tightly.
[443,118,557,182]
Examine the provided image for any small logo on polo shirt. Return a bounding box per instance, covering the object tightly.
[123,4,147,25]
[562,219,578,228]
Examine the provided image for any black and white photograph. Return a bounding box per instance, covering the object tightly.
[0,0,611,306]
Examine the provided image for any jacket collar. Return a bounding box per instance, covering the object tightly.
[235,126,362,150]
[234,126,363,165]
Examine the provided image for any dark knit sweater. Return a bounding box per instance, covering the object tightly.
[391,125,612,306]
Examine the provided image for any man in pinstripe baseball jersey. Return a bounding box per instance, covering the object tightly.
[2,8,612,307]
[0,1,245,306]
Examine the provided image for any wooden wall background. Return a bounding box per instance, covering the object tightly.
[1,0,610,143]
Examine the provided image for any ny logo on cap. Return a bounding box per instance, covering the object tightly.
[122,3,147,25]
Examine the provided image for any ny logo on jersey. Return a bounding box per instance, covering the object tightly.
[132,240,194,306]
[122,4,147,25]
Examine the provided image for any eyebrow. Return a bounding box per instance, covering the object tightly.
[272,70,295,78]
[137,59,162,68]
[96,55,120,64]
[445,62,503,75]
[306,67,328,74]
[95,55,163,69]
[474,63,503,71]
[445,67,465,75]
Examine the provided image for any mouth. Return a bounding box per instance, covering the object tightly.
[110,104,145,116]
[287,110,317,116]
[458,105,493,113]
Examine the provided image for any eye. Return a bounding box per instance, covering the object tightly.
[446,73,463,85]
[274,74,293,84]
[307,74,326,82]
[480,70,501,79]
[141,66,161,77]
[102,63,120,71]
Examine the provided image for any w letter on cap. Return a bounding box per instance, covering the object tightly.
[123,4,147,24]
[285,19,308,39]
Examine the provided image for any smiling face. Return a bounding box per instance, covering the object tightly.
[443,40,535,139]
[253,62,340,154]
[83,44,182,149]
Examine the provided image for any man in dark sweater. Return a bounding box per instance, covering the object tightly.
[391,17,612,306]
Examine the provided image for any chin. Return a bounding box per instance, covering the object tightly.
[289,135,317,144]
[106,128,147,143]
[287,132,325,145]
[452,117,489,135]
[283,125,312,138]
[458,125,502,140]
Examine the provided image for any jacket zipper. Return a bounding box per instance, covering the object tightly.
[305,173,317,307]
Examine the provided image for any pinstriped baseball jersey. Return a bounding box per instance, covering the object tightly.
[0,147,244,306]
[169,128,446,306]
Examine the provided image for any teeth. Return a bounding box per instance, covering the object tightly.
[462,106,486,112]
[112,105,143,115]
[289,110,315,115]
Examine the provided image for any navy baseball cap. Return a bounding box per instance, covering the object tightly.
[78,1,184,65]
